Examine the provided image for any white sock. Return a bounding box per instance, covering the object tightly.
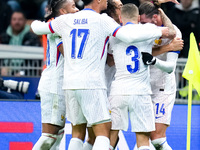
[109,145,114,150]
[138,146,150,150]
[83,141,93,150]
[32,133,57,150]
[152,137,172,150]
[92,136,110,150]
[68,138,83,150]
[50,128,64,150]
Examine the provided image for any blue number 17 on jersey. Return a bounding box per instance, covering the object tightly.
[70,29,90,59]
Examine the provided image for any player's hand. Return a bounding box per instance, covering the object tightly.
[161,27,169,38]
[158,0,180,4]
[169,37,184,51]
[141,52,156,65]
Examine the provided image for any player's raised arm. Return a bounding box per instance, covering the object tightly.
[158,8,175,39]
[152,37,184,56]
[111,3,169,43]
[31,20,52,35]
[142,51,178,73]
[114,24,168,44]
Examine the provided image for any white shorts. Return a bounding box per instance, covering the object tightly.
[151,93,176,125]
[109,95,155,132]
[64,89,111,126]
[39,91,66,127]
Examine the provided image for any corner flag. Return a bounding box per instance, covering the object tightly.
[182,32,200,96]
[182,32,200,150]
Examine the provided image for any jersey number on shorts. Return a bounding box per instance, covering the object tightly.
[70,29,90,59]
[155,103,165,115]
[126,45,140,73]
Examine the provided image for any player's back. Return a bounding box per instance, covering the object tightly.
[38,33,64,95]
[109,24,156,95]
[51,9,119,90]
[150,25,181,94]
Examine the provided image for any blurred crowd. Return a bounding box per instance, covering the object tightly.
[0,0,200,57]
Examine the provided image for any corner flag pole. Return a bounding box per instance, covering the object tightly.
[186,79,192,150]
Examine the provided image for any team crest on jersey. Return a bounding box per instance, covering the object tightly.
[154,37,162,45]
[61,115,65,121]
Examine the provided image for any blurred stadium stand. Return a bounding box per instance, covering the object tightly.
[0,44,43,77]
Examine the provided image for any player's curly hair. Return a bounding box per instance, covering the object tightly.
[139,1,160,18]
[106,0,118,17]
[44,0,67,21]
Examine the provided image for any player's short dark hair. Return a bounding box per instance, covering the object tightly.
[139,1,160,18]
[45,0,68,21]
[82,0,93,6]
[121,3,138,19]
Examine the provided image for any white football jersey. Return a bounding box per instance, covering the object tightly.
[109,22,161,95]
[49,9,120,89]
[150,25,182,94]
[38,34,64,95]
[105,44,116,96]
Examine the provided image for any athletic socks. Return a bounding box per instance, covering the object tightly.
[50,128,65,150]
[109,145,114,150]
[32,133,57,150]
[68,138,83,150]
[151,137,172,150]
[93,136,110,150]
[138,146,150,150]
[82,141,93,150]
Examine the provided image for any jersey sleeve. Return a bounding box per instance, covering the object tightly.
[168,25,182,54]
[174,25,182,39]
[155,52,178,73]
[114,23,162,44]
[31,20,52,35]
[55,36,63,48]
[49,15,66,36]
[101,13,121,36]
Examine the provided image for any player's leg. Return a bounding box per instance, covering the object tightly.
[130,95,155,150]
[136,132,151,149]
[150,93,175,150]
[50,128,65,150]
[83,127,95,150]
[133,139,156,150]
[64,89,88,150]
[33,92,66,150]
[109,130,119,150]
[151,124,171,150]
[92,122,111,150]
[79,89,111,150]
[151,123,167,139]
[109,95,129,150]
[68,123,87,150]
[33,123,63,150]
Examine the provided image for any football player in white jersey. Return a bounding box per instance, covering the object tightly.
[105,0,123,97]
[31,0,169,149]
[139,2,183,150]
[107,3,177,150]
[83,1,123,150]
[32,0,78,150]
